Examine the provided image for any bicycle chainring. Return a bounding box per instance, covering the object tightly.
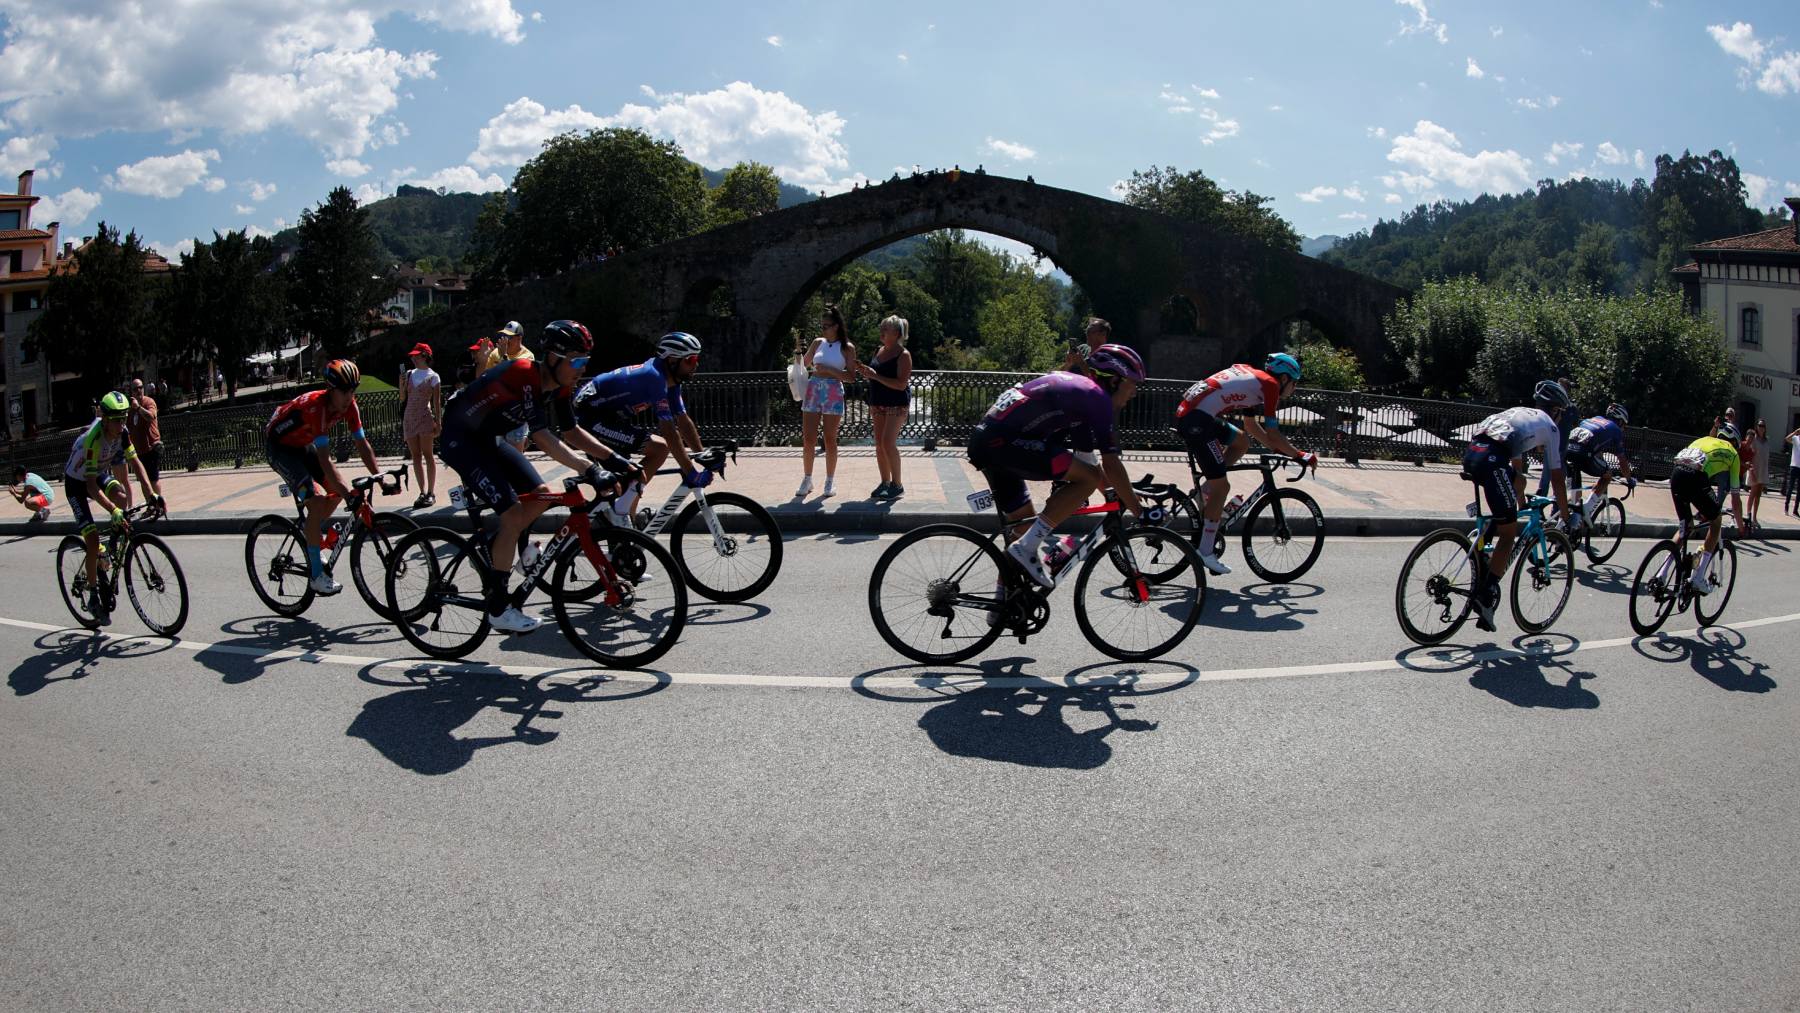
[611,542,648,583]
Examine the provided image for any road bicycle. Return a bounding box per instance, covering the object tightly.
[867,487,1207,664]
[1394,494,1574,646]
[55,503,189,636]
[1567,466,1632,565]
[385,470,686,668]
[609,441,783,603]
[245,465,415,619]
[1628,518,1737,636]
[1131,453,1325,582]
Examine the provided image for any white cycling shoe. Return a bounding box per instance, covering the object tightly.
[1197,551,1232,576]
[1007,541,1056,589]
[488,606,543,634]
[1688,571,1714,597]
[309,574,343,596]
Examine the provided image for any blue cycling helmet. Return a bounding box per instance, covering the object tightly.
[1717,422,1740,443]
[1265,352,1302,383]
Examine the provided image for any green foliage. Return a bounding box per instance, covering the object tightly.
[273,184,487,268]
[413,302,449,322]
[166,229,289,397]
[287,187,391,359]
[1384,276,1492,398]
[708,161,782,227]
[977,286,1062,372]
[1120,166,1302,252]
[1292,341,1366,391]
[28,222,164,399]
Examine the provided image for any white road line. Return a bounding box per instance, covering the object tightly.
[3,612,1797,691]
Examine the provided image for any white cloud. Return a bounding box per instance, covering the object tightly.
[1193,86,1220,99]
[0,133,57,180]
[1513,95,1560,110]
[1159,90,1194,112]
[1268,104,1283,112]
[352,182,388,204]
[1199,106,1239,144]
[985,137,1036,161]
[531,11,542,22]
[1490,25,1503,38]
[1633,149,1647,170]
[107,148,221,198]
[467,96,608,170]
[1342,185,1367,202]
[34,186,101,227]
[1385,119,1532,194]
[1762,52,1800,95]
[247,181,278,201]
[1296,185,1339,203]
[149,238,195,263]
[234,203,255,215]
[1466,57,1485,79]
[1338,211,1370,222]
[1108,179,1129,198]
[1380,171,1436,193]
[766,35,782,47]
[408,165,506,193]
[1707,22,1765,65]
[1544,141,1583,166]
[1594,141,1629,166]
[273,217,288,228]
[202,177,227,193]
[1384,193,1403,204]
[1395,0,1448,44]
[242,224,273,240]
[1705,22,1800,95]
[1366,126,1388,140]
[897,52,908,62]
[325,158,371,177]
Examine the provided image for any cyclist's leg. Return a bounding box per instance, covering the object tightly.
[1178,410,1238,569]
[576,403,653,512]
[65,478,101,583]
[474,440,544,577]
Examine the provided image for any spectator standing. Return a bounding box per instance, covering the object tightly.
[400,342,443,508]
[1744,419,1770,527]
[795,303,857,499]
[9,466,53,521]
[1062,342,1091,374]
[1784,423,1800,515]
[126,378,164,498]
[857,315,913,499]
[486,322,533,452]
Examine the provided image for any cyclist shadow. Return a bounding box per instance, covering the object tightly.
[200,615,401,685]
[1632,628,1774,693]
[348,660,668,775]
[1574,562,1632,595]
[8,630,175,696]
[685,601,773,627]
[1203,581,1321,633]
[1731,537,1790,560]
[1397,633,1599,710]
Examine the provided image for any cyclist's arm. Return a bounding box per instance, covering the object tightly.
[130,456,157,505]
[355,434,380,476]
[657,418,697,473]
[556,425,621,466]
[1550,466,1568,516]
[312,442,353,499]
[85,473,124,519]
[1100,453,1143,514]
[530,428,592,475]
[1241,415,1306,459]
[675,413,702,453]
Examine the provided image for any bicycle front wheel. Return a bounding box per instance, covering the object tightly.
[669,492,783,603]
[350,511,418,620]
[1072,527,1207,661]
[385,527,490,660]
[868,524,1008,664]
[1628,540,1680,636]
[552,528,687,668]
[1694,540,1737,626]
[55,534,102,630]
[1511,529,1575,634]
[125,534,189,636]
[1395,528,1476,646]
[244,514,313,617]
[1583,498,1625,564]
[1240,488,1326,582]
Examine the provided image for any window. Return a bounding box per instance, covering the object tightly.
[0,210,18,229]
[12,291,39,312]
[20,336,35,363]
[1741,306,1761,347]
[4,251,19,274]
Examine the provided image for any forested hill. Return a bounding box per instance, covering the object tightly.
[698,167,816,209]
[1321,150,1785,294]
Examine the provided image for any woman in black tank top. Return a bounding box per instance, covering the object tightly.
[857,315,912,499]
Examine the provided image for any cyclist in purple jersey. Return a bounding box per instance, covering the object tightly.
[569,332,707,526]
[967,345,1148,588]
[1564,404,1636,525]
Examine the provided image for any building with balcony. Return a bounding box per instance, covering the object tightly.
[0,170,60,439]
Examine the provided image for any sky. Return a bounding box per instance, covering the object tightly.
[3,0,1799,265]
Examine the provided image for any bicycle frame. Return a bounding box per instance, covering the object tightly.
[966,490,1147,617]
[618,442,738,546]
[1442,495,1556,595]
[299,465,407,574]
[506,482,633,610]
[1140,453,1307,532]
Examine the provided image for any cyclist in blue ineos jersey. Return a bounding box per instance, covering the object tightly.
[1564,402,1637,528]
[1461,379,1574,633]
[569,332,709,529]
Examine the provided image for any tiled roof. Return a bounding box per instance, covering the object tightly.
[0,228,52,241]
[0,267,50,284]
[1690,225,1800,253]
[1671,261,1699,274]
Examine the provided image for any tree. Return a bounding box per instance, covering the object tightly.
[977,286,1061,372]
[1292,341,1366,391]
[288,187,390,359]
[1121,166,1302,252]
[1383,277,1492,398]
[708,161,782,227]
[28,222,162,400]
[466,190,512,296]
[168,230,289,399]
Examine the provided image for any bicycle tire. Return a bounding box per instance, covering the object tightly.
[1135,487,1202,582]
[350,511,419,620]
[668,491,783,603]
[55,534,102,630]
[125,533,189,637]
[868,524,1009,664]
[1071,527,1207,662]
[551,528,688,668]
[1395,528,1477,646]
[1583,498,1626,564]
[1239,488,1326,583]
[1628,540,1681,636]
[1511,529,1574,634]
[1694,540,1737,627]
[244,514,314,617]
[386,527,491,660]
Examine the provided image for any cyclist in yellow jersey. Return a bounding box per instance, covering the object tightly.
[1668,424,1747,595]
[63,392,163,614]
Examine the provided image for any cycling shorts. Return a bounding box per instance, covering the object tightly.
[267,439,326,503]
[1563,446,1616,481]
[440,422,541,514]
[64,476,99,534]
[1462,438,1520,525]
[573,404,650,455]
[966,422,1073,513]
[1175,409,1239,481]
[1670,465,1724,526]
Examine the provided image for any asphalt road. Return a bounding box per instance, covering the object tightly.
[1,529,1797,1011]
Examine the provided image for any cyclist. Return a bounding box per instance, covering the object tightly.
[63,392,162,615]
[1564,402,1636,527]
[967,343,1149,589]
[1669,423,1748,596]
[1173,352,1319,575]
[1461,380,1574,633]
[568,331,708,529]
[265,360,387,596]
[439,319,630,634]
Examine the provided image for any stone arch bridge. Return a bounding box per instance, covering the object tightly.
[400,172,1409,379]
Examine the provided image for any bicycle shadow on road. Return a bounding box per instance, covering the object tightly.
[1203,581,1321,633]
[684,601,773,628]
[1730,537,1790,560]
[348,660,669,775]
[7,629,175,696]
[1397,633,1599,710]
[1632,627,1775,693]
[1574,562,1632,595]
[196,615,401,685]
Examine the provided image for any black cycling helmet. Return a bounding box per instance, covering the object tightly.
[1604,403,1628,426]
[1717,422,1740,443]
[541,319,594,357]
[1533,379,1571,411]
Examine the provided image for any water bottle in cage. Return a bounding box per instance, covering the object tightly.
[515,539,542,576]
[1042,535,1078,574]
[1222,494,1246,524]
[321,520,343,551]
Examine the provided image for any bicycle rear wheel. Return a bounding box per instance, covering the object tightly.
[55,534,102,630]
[1511,530,1575,634]
[1240,488,1326,582]
[668,491,783,603]
[1694,540,1737,626]
[350,511,418,620]
[245,514,314,617]
[551,529,687,668]
[868,524,1008,664]
[124,534,189,636]
[386,527,491,660]
[1072,527,1207,662]
[1628,540,1680,636]
[1582,498,1625,564]
[1395,529,1476,646]
[1134,487,1201,582]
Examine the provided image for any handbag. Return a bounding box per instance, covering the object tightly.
[786,356,808,402]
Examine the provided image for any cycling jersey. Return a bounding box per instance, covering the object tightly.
[1673,436,1741,487]
[1567,416,1626,457]
[442,358,559,439]
[1474,406,1563,472]
[267,390,365,450]
[1175,365,1282,422]
[63,419,137,482]
[571,358,687,424]
[975,371,1119,455]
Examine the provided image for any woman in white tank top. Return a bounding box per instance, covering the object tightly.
[795,303,858,499]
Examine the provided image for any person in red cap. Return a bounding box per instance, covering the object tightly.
[400,341,442,508]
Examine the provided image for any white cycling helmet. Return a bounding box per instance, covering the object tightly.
[657,331,703,359]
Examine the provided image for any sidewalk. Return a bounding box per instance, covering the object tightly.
[7,447,1798,540]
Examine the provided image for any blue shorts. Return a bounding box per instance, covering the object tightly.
[1563,446,1616,481]
[967,423,1073,513]
[440,423,541,514]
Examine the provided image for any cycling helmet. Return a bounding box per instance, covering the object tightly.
[99,391,130,418]
[657,331,703,359]
[1264,352,1302,383]
[1086,343,1146,383]
[1532,379,1571,411]
[1717,422,1740,443]
[541,319,594,357]
[322,359,360,391]
[1604,403,1629,426]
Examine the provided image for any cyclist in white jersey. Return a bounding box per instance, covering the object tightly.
[1459,380,1572,632]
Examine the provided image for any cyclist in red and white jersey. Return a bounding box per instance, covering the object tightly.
[1174,353,1318,574]
[265,360,386,595]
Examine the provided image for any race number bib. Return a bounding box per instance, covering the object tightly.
[1675,447,1706,469]
[1570,427,1593,445]
[965,489,995,513]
